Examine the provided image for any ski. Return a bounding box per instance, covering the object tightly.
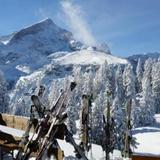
[18,82,76,160]
[80,94,90,152]
[65,127,88,160]
[103,91,114,160]
[35,82,76,160]
[31,95,45,118]
[123,98,132,158]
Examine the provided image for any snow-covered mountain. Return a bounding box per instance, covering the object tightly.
[0,18,73,52]
[0,19,127,84]
[0,18,77,82]
[0,18,130,116]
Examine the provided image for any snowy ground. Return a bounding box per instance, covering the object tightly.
[132,114,160,156]
[132,127,160,156]
[0,114,160,159]
[54,49,128,65]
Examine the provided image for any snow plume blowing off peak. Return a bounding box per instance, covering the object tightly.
[60,0,96,46]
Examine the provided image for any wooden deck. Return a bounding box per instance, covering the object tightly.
[0,113,29,131]
[0,113,28,151]
[132,155,160,160]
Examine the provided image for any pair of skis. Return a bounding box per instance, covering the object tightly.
[35,82,77,160]
[17,82,77,160]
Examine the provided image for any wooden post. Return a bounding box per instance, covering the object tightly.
[81,94,89,152]
[124,98,132,159]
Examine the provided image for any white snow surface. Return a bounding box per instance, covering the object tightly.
[132,114,160,156]
[155,114,160,124]
[0,124,25,138]
[1,40,10,45]
[54,49,128,65]
[133,127,160,156]
[16,65,31,74]
[1,114,160,159]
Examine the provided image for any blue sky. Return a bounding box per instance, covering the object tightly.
[0,0,160,57]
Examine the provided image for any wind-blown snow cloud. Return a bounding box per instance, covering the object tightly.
[60,0,96,46]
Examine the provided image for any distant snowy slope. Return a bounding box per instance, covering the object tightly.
[3,18,73,54]
[53,49,128,65]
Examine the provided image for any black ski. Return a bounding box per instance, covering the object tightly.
[65,127,88,160]
[31,95,44,118]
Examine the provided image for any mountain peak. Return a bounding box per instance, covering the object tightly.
[38,18,53,25]
[8,18,72,45]
[29,18,57,30]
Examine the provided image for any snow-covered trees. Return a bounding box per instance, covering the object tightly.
[115,65,125,102]
[67,94,79,134]
[136,58,143,93]
[92,92,104,144]
[111,65,125,150]
[0,70,9,113]
[122,64,142,127]
[123,64,136,97]
[111,95,125,149]
[48,80,59,107]
[105,64,115,97]
[140,59,155,125]
[152,61,160,113]
[93,62,108,94]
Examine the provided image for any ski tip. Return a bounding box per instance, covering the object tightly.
[31,95,38,101]
[70,82,77,91]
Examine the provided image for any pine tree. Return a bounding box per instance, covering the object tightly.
[115,65,125,102]
[111,95,125,150]
[123,64,136,97]
[140,58,155,125]
[93,64,106,96]
[92,92,104,144]
[67,96,78,134]
[105,64,115,97]
[48,80,59,107]
[152,61,160,113]
[109,65,126,150]
[0,70,9,113]
[136,58,143,93]
[14,98,27,115]
[83,68,95,94]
